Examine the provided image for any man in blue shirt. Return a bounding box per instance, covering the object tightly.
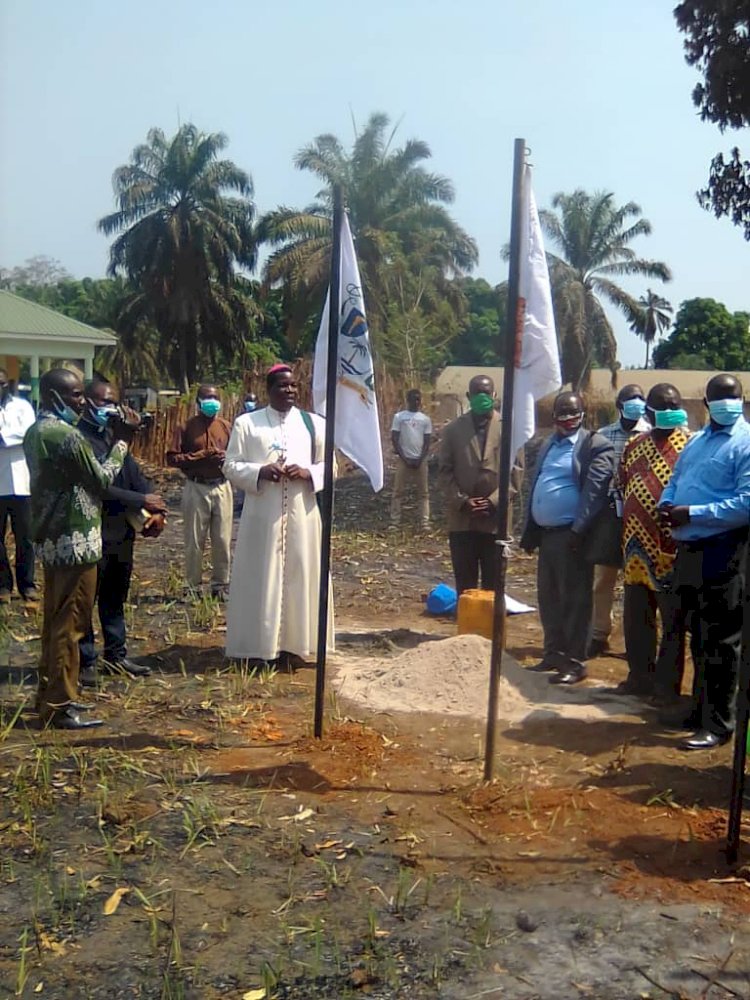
[521,392,614,684]
[659,373,750,750]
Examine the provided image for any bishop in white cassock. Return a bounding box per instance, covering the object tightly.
[223,366,333,663]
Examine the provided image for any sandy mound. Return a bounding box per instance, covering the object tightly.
[333,634,646,724]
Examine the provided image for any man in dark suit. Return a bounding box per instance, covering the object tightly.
[439,375,522,595]
[520,391,614,685]
[78,378,167,686]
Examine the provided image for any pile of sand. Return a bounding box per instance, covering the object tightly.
[333,634,645,725]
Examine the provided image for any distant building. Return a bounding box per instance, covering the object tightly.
[0,290,117,403]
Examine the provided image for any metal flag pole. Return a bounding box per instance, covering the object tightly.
[726,541,750,862]
[483,138,527,781]
[313,184,343,739]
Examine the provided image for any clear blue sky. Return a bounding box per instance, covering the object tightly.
[1,0,746,367]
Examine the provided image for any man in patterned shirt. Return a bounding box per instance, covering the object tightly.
[590,384,649,657]
[24,368,136,730]
[617,383,689,699]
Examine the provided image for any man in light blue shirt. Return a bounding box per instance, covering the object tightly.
[659,373,750,750]
[521,392,614,685]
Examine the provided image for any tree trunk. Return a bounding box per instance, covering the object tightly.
[645,339,651,369]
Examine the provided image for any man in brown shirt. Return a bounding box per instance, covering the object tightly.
[167,384,233,597]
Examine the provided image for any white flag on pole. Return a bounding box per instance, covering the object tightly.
[313,213,384,492]
[510,166,562,462]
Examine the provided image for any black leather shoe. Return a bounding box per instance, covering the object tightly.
[658,709,701,731]
[605,680,651,697]
[102,658,151,678]
[550,665,588,685]
[79,666,98,688]
[49,707,104,730]
[527,658,558,672]
[587,638,610,658]
[680,729,730,751]
[69,701,95,712]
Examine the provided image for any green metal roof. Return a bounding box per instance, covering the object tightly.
[0,290,118,345]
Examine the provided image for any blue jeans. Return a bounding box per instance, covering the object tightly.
[79,538,133,668]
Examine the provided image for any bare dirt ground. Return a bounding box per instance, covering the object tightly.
[1,466,750,999]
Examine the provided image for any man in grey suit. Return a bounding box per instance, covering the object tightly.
[520,391,614,685]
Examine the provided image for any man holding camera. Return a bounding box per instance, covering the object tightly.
[77,378,166,686]
[24,368,140,729]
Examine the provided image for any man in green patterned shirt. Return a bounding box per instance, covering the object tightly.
[24,368,135,730]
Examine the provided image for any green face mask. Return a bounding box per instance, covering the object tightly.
[469,392,495,415]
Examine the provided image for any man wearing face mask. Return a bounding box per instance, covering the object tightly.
[167,384,233,598]
[659,373,750,750]
[77,378,166,685]
[520,391,614,685]
[589,384,650,657]
[439,375,520,594]
[23,367,136,729]
[617,383,689,700]
[242,392,259,414]
[0,368,38,606]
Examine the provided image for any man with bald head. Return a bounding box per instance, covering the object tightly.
[660,373,750,749]
[590,383,649,656]
[167,383,233,597]
[439,375,519,594]
[520,391,614,684]
[23,367,135,729]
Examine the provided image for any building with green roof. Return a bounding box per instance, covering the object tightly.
[0,290,117,402]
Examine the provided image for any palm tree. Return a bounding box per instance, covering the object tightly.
[258,112,478,349]
[540,190,672,388]
[98,125,257,391]
[630,289,673,368]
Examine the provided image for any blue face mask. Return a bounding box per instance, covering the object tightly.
[621,398,646,420]
[652,408,687,430]
[51,389,79,426]
[244,401,257,413]
[89,402,116,427]
[707,398,744,426]
[199,398,221,418]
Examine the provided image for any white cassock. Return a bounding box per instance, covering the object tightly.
[223,405,333,661]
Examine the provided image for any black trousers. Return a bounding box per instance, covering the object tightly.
[673,531,747,737]
[537,526,593,665]
[0,495,35,595]
[449,531,496,595]
[623,584,686,697]
[79,538,134,668]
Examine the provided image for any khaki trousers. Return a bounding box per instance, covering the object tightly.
[37,563,97,721]
[592,564,619,641]
[182,479,233,588]
[390,458,430,526]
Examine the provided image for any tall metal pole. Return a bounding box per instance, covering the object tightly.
[483,138,527,781]
[727,542,750,862]
[313,185,343,739]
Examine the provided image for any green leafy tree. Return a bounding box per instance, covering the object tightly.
[674,1,750,239]
[652,297,750,369]
[258,112,478,354]
[539,190,672,388]
[447,278,507,365]
[629,289,673,368]
[98,124,258,391]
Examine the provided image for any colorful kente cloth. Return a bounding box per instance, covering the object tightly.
[619,427,690,590]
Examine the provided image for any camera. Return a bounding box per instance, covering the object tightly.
[105,406,153,432]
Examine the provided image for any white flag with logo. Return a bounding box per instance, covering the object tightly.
[313,213,384,492]
[511,166,562,461]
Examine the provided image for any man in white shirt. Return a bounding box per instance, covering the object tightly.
[391,389,432,530]
[0,370,37,605]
